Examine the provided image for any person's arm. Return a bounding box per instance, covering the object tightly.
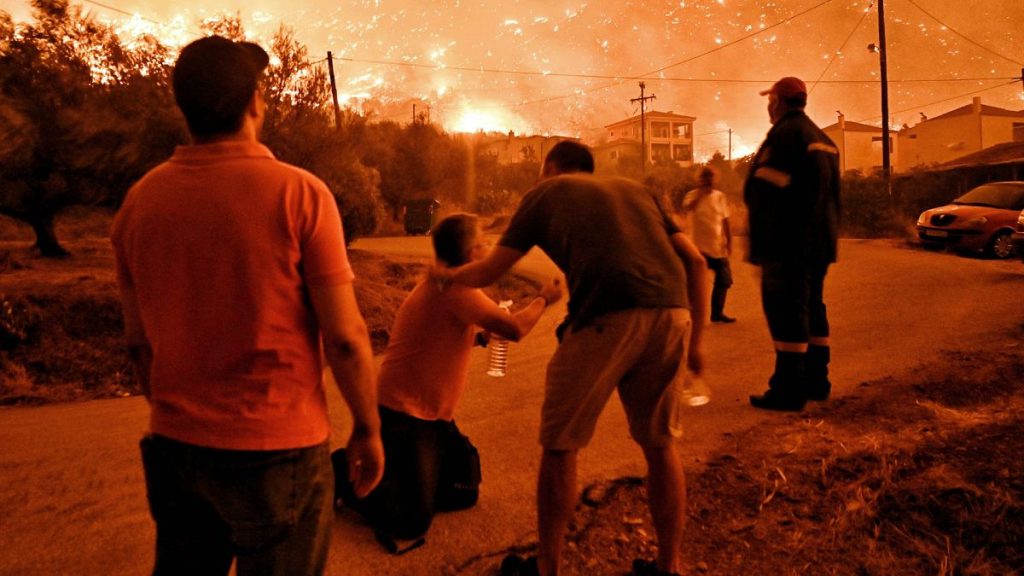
[308,281,383,498]
[669,232,707,374]
[113,248,153,400]
[458,278,563,342]
[722,217,732,256]
[435,245,526,289]
[678,190,694,214]
[118,285,153,400]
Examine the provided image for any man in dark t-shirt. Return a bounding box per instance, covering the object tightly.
[438,141,706,576]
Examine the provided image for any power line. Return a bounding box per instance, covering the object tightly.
[514,0,840,109]
[332,55,1013,85]
[60,0,1024,132]
[906,0,1023,67]
[810,4,872,95]
[81,0,161,25]
[640,0,837,78]
[854,80,1020,124]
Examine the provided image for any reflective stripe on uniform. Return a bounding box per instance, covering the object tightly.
[807,142,839,155]
[753,166,792,188]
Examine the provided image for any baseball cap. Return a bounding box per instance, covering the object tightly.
[172,36,270,136]
[759,77,807,99]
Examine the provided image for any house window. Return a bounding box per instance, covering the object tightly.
[673,123,691,139]
[609,150,619,160]
[871,136,894,149]
[672,144,692,161]
[651,143,671,162]
[651,122,671,139]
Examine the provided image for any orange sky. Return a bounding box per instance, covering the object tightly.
[4,0,1023,158]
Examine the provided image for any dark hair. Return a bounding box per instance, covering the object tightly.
[432,213,480,267]
[544,140,595,174]
[699,165,718,183]
[172,36,270,138]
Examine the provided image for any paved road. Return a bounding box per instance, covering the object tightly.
[1,239,1022,575]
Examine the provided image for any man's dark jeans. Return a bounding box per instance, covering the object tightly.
[140,435,333,576]
[703,254,733,318]
[760,260,830,343]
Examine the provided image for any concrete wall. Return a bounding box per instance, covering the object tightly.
[897,113,981,172]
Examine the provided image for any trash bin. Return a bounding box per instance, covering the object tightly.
[404,199,440,235]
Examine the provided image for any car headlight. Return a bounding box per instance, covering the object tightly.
[1018,211,1024,226]
[917,212,928,225]
[961,216,988,228]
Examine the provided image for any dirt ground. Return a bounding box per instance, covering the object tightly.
[1,210,1022,575]
[547,332,1024,575]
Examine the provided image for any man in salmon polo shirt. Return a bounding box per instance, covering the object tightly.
[111,36,383,575]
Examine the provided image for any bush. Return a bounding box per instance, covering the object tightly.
[840,176,907,238]
[840,170,970,238]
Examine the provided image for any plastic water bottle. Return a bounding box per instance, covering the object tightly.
[681,370,711,406]
[486,301,513,377]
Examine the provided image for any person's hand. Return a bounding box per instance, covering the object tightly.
[539,277,563,306]
[687,345,704,376]
[346,426,385,498]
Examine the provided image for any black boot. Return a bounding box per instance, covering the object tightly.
[750,351,807,411]
[805,345,831,401]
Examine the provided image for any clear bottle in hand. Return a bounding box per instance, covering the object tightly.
[681,370,711,406]
[486,300,513,377]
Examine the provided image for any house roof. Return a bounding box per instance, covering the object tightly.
[822,120,894,133]
[935,141,1024,170]
[604,110,696,129]
[927,102,1024,123]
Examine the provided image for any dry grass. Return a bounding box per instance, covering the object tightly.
[0,209,537,405]
[518,333,1024,576]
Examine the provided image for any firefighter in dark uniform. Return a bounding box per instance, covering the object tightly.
[744,76,841,411]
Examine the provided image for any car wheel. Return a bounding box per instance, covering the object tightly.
[987,230,1014,259]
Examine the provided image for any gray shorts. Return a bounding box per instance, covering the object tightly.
[540,308,691,450]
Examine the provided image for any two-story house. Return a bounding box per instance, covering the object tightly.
[822,113,898,176]
[595,110,696,169]
[896,97,1024,172]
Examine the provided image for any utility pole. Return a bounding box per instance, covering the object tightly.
[728,128,733,162]
[631,81,656,174]
[327,52,342,131]
[412,104,431,125]
[876,0,892,195]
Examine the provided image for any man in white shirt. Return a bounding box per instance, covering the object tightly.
[680,166,735,323]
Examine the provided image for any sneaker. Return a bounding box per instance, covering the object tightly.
[749,389,806,411]
[500,554,539,576]
[710,314,736,323]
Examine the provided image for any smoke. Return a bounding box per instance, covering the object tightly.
[27,0,1024,144]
